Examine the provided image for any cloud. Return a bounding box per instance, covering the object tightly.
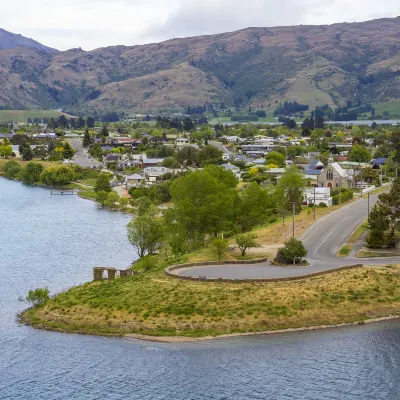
[0,0,398,50]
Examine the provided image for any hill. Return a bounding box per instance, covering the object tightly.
[0,18,399,115]
[0,28,58,53]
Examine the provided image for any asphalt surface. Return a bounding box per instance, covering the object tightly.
[69,137,102,168]
[175,190,397,280]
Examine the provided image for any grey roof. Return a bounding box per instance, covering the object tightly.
[127,174,144,180]
[221,163,239,171]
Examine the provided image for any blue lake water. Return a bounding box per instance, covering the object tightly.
[0,178,399,399]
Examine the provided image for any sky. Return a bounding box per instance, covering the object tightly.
[0,0,399,51]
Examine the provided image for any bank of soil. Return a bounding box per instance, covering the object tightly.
[21,265,400,339]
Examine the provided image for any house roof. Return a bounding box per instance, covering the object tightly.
[371,158,387,165]
[268,168,286,174]
[309,159,324,169]
[105,155,120,161]
[127,174,144,180]
[221,163,239,171]
[330,162,347,177]
[304,169,322,175]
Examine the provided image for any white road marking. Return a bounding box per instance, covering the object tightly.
[313,231,333,257]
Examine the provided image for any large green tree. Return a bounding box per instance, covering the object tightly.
[274,166,305,213]
[168,169,237,241]
[94,173,112,193]
[348,144,372,163]
[127,214,165,258]
[20,162,44,183]
[196,145,223,166]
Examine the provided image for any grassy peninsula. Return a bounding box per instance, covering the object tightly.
[21,263,400,339]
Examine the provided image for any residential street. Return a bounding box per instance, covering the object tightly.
[69,137,102,168]
[175,189,398,280]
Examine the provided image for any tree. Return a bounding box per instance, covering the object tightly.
[89,143,103,159]
[20,162,44,183]
[100,125,109,137]
[96,190,108,206]
[26,288,50,306]
[236,233,258,256]
[135,196,153,216]
[3,160,21,178]
[0,144,12,158]
[86,116,95,128]
[33,145,49,160]
[266,151,286,167]
[82,129,91,148]
[274,238,307,265]
[105,191,119,208]
[348,144,372,163]
[62,142,75,159]
[168,169,237,240]
[196,145,223,166]
[274,166,305,213]
[94,173,112,193]
[21,144,33,161]
[177,146,198,166]
[162,157,180,168]
[237,182,275,232]
[127,214,165,258]
[210,237,228,260]
[366,204,388,248]
[40,165,75,186]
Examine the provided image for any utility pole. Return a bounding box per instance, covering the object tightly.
[367,192,370,224]
[292,202,296,238]
[313,185,316,220]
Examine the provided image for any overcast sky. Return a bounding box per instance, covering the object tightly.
[1,0,399,50]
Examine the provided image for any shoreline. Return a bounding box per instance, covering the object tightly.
[124,315,400,343]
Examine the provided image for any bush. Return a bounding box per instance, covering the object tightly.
[40,165,75,186]
[366,230,386,248]
[19,161,44,183]
[26,288,50,306]
[3,160,21,178]
[318,202,327,207]
[274,238,307,265]
[332,189,353,205]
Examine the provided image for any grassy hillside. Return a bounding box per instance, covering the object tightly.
[0,18,399,114]
[0,110,74,123]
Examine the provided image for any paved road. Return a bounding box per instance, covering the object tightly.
[69,138,102,168]
[175,190,397,280]
[209,141,234,156]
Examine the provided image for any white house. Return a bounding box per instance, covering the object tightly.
[304,187,332,207]
[221,163,241,179]
[175,138,190,149]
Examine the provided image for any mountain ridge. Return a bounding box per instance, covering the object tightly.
[0,18,399,115]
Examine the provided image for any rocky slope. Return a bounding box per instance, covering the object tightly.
[0,18,399,114]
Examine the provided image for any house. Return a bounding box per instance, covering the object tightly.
[126,173,145,187]
[303,187,332,207]
[175,137,190,149]
[103,154,121,168]
[220,163,241,179]
[370,158,387,169]
[144,166,170,185]
[223,135,243,143]
[317,162,352,189]
[242,144,274,153]
[118,159,140,170]
[268,168,286,177]
[143,158,164,167]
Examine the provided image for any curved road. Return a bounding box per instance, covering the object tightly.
[175,190,397,280]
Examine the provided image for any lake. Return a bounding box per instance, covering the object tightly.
[0,178,399,400]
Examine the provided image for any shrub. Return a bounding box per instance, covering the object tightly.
[274,238,307,265]
[26,288,50,306]
[40,165,75,186]
[366,230,386,248]
[3,160,21,178]
[318,202,327,207]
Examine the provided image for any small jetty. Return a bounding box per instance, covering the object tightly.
[50,190,79,196]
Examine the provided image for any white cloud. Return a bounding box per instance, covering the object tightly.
[0,0,398,50]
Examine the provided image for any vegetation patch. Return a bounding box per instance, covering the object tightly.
[21,265,400,338]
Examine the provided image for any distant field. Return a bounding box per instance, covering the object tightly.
[372,101,400,116]
[0,110,76,123]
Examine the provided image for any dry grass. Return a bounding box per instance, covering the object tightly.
[22,265,400,338]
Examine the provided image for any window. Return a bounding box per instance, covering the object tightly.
[327,170,333,180]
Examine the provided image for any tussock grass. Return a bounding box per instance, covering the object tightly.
[22,265,400,338]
